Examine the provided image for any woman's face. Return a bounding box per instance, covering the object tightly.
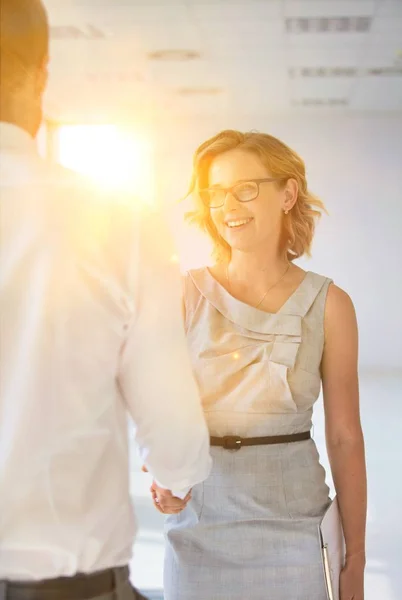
[207,149,293,256]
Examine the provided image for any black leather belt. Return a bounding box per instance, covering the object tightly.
[1,566,129,599]
[210,430,311,450]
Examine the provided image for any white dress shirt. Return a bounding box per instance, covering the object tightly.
[0,123,211,581]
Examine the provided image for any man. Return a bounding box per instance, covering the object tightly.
[0,1,211,598]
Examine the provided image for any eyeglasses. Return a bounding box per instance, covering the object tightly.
[199,178,283,209]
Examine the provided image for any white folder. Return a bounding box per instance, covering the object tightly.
[319,496,345,600]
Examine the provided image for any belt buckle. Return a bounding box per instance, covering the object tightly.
[222,436,242,451]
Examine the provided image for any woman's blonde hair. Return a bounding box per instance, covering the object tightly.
[185,129,326,263]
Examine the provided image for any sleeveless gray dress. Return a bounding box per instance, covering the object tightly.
[164,268,332,600]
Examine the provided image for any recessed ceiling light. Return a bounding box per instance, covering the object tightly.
[286,16,371,34]
[148,50,201,61]
[290,67,402,78]
[366,67,402,76]
[289,67,357,78]
[292,98,349,107]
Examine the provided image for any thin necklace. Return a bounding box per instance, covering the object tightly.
[226,262,291,309]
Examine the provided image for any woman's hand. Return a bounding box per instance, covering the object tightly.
[340,553,365,600]
[150,481,192,514]
[141,465,191,514]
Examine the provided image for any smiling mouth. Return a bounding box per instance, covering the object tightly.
[226,217,253,228]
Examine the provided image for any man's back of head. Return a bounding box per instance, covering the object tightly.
[0,0,49,136]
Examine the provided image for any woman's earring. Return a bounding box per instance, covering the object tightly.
[284,209,289,215]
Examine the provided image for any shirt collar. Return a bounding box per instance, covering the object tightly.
[0,122,38,154]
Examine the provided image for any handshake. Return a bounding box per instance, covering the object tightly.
[141,466,192,515]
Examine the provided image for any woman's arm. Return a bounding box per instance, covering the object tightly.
[321,284,367,598]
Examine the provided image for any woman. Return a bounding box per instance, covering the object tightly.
[152,130,367,600]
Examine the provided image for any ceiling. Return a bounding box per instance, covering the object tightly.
[43,0,402,123]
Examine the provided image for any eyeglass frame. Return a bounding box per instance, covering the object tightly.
[198,178,285,209]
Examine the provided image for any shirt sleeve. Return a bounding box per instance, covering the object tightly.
[117,207,212,497]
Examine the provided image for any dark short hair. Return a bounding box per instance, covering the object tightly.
[0,0,49,92]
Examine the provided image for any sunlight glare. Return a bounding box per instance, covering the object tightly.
[57,124,154,204]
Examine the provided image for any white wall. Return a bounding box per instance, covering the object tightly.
[153,113,402,372]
